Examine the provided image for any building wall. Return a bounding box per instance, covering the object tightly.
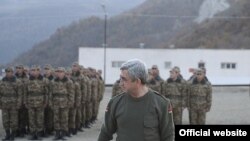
[79,47,250,85]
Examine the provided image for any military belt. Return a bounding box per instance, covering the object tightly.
[1,93,17,97]
[190,96,206,101]
[28,92,44,96]
[53,93,67,97]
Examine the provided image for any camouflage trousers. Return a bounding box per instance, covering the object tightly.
[81,104,86,125]
[68,108,76,129]
[44,106,54,131]
[18,105,29,132]
[86,102,92,121]
[172,106,183,125]
[53,108,69,131]
[2,108,19,131]
[28,107,44,133]
[189,109,206,125]
[92,101,97,118]
[75,107,82,129]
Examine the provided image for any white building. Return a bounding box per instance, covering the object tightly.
[79,47,250,86]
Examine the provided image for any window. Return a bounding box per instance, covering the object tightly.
[221,62,237,69]
[164,62,172,69]
[198,61,205,68]
[112,61,125,68]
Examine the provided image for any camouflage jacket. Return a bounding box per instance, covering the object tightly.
[51,77,74,108]
[26,75,49,108]
[112,80,123,98]
[0,76,22,109]
[71,72,87,104]
[188,78,212,111]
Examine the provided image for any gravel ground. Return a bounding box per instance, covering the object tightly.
[0,86,249,140]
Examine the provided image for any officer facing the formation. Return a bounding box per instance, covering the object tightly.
[188,68,212,125]
[162,67,187,125]
[98,59,174,141]
[51,67,74,140]
[0,67,22,141]
[26,65,49,140]
[111,79,123,97]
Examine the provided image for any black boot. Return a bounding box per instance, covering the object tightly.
[59,130,66,140]
[84,121,91,128]
[72,128,77,135]
[9,130,15,141]
[53,130,60,140]
[2,129,11,141]
[29,132,38,140]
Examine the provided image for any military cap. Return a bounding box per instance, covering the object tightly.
[55,67,65,72]
[5,67,14,72]
[173,66,180,73]
[44,64,53,70]
[196,68,205,74]
[151,65,158,69]
[72,61,79,67]
[15,64,24,69]
[31,65,41,70]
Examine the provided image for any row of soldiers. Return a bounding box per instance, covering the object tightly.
[112,65,212,125]
[0,62,105,140]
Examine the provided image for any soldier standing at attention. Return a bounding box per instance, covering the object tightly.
[15,64,29,137]
[188,68,212,125]
[162,68,187,125]
[0,67,22,141]
[51,67,74,140]
[98,59,174,141]
[147,65,164,93]
[26,65,49,140]
[43,64,55,136]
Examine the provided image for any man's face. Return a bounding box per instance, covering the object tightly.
[30,69,40,77]
[5,70,13,78]
[72,65,79,72]
[57,71,65,79]
[15,67,23,74]
[196,72,205,81]
[151,67,158,76]
[119,70,137,94]
[170,71,178,80]
[44,68,51,75]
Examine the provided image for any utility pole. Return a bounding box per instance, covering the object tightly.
[101,4,107,84]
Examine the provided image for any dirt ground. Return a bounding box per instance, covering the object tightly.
[0,86,250,140]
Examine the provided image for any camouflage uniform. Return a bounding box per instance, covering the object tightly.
[95,76,104,119]
[147,75,164,94]
[51,67,74,139]
[89,74,98,123]
[111,79,123,97]
[188,71,212,125]
[68,80,81,135]
[0,68,22,140]
[43,64,54,135]
[85,75,92,128]
[15,65,29,136]
[26,69,49,139]
[162,77,187,125]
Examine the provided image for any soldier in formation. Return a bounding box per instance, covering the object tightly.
[0,63,105,140]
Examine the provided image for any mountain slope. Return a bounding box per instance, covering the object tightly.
[11,0,205,67]
[0,0,145,65]
[166,0,250,49]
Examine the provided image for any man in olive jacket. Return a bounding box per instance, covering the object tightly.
[98,59,174,141]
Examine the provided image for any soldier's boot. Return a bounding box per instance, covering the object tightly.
[59,130,66,140]
[84,121,91,128]
[53,130,60,140]
[29,132,38,140]
[9,130,16,141]
[19,128,26,137]
[77,126,84,132]
[72,128,77,135]
[2,129,11,141]
[68,128,74,137]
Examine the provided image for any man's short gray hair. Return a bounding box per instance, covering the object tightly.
[120,58,148,84]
